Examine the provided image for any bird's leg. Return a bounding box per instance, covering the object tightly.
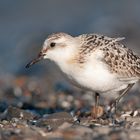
[92,92,100,118]
[95,92,100,109]
[112,83,134,113]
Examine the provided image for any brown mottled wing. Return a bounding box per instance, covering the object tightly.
[100,41,140,81]
[80,34,140,80]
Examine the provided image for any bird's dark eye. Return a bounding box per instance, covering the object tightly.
[50,42,56,48]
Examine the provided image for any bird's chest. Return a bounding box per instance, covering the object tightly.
[62,60,120,93]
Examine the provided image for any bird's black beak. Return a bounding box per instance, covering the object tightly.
[25,52,45,68]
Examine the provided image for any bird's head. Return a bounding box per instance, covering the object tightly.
[26,32,79,68]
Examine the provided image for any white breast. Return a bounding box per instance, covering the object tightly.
[72,59,121,93]
[56,49,129,94]
[64,49,127,93]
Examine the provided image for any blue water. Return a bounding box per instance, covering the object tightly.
[0,0,140,75]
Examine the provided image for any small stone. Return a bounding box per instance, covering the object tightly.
[36,112,74,130]
[133,110,138,117]
[3,106,35,121]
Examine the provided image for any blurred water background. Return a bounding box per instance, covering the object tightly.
[0,0,140,76]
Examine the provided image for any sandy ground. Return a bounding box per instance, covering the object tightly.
[0,75,140,140]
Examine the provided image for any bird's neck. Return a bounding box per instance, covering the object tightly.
[54,52,81,77]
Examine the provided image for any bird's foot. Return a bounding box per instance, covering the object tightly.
[91,105,104,119]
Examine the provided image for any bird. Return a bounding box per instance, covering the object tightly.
[26,32,140,117]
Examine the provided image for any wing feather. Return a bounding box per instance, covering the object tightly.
[100,41,140,81]
[79,34,140,82]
